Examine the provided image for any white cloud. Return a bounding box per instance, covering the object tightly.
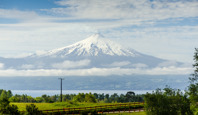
[35,50,48,56]
[106,62,148,68]
[131,63,148,68]
[0,66,193,77]
[107,61,131,67]
[0,63,4,69]
[145,66,193,75]
[157,61,179,67]
[105,26,198,63]
[20,64,35,69]
[51,60,91,69]
[0,9,39,20]
[47,0,198,20]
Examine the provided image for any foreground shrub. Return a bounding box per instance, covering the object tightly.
[7,104,20,115]
[144,88,192,115]
[26,104,42,115]
[0,89,20,114]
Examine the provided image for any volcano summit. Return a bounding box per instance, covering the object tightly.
[0,34,182,70]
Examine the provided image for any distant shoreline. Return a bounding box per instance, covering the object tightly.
[11,90,154,97]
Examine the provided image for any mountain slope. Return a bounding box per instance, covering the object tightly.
[33,34,139,57]
[0,34,180,70]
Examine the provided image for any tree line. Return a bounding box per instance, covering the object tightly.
[0,90,143,103]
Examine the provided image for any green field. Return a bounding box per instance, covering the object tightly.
[11,102,144,115]
[12,102,143,111]
[12,102,108,111]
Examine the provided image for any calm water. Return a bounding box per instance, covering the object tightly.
[11,90,153,97]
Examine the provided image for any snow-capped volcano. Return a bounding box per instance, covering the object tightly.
[36,34,138,57]
[0,34,182,70]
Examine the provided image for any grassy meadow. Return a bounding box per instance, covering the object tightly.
[12,102,143,111]
[12,102,107,111]
[11,102,144,115]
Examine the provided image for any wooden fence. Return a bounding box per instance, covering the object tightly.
[39,102,144,114]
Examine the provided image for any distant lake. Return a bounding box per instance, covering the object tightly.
[12,90,154,97]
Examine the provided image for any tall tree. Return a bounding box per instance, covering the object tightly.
[126,91,135,102]
[0,90,10,113]
[189,48,198,82]
[188,48,198,103]
[7,90,13,98]
[188,48,198,114]
[0,90,19,114]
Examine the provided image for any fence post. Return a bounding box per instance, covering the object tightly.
[105,105,109,114]
[129,103,130,113]
[101,106,103,114]
[119,104,121,113]
[113,105,115,113]
[143,102,144,111]
[73,108,75,115]
[124,104,126,112]
[139,102,140,112]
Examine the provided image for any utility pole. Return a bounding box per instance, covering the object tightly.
[58,78,64,102]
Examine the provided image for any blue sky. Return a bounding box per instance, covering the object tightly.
[0,0,198,64]
[0,0,58,10]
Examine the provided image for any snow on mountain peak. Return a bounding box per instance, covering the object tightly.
[84,33,101,43]
[38,34,138,57]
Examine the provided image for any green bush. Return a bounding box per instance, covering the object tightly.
[73,93,96,103]
[144,88,192,115]
[25,104,42,115]
[7,104,20,115]
[0,89,20,114]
